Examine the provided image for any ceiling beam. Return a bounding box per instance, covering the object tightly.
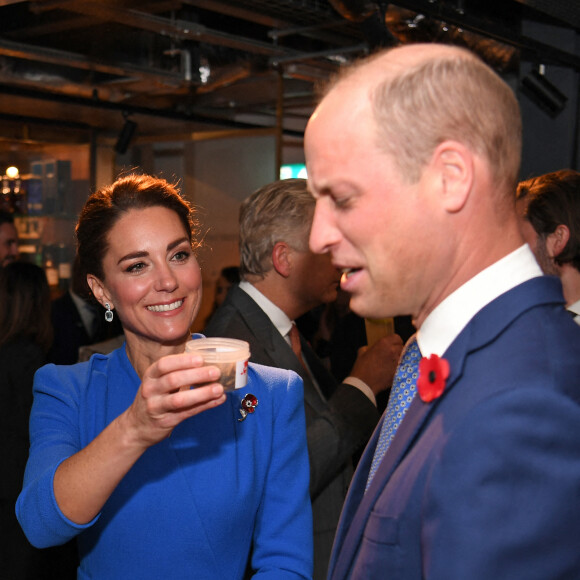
[0,37,184,86]
[0,81,307,136]
[388,0,580,71]
[35,0,296,56]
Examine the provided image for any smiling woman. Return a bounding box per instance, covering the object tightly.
[87,205,203,372]
[15,174,313,580]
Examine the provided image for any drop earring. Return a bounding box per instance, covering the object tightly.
[105,303,114,323]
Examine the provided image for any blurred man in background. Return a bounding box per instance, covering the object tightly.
[516,169,580,323]
[205,178,402,580]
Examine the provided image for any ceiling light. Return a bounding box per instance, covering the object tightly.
[520,65,568,117]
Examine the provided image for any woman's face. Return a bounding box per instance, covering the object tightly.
[89,206,202,349]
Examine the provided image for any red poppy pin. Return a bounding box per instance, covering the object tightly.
[238,393,258,422]
[417,355,450,403]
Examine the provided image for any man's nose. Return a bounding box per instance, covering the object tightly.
[309,200,340,255]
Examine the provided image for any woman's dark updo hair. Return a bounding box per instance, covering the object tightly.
[75,174,198,299]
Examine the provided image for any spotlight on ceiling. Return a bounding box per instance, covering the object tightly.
[114,113,137,154]
[520,65,568,118]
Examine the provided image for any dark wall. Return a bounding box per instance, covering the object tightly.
[518,20,580,178]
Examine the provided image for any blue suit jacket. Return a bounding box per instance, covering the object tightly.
[329,276,580,580]
[17,342,313,580]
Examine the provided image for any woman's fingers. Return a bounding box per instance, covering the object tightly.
[130,353,226,437]
[143,353,222,393]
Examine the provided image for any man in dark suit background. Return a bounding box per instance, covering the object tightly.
[305,42,580,579]
[204,178,403,580]
[48,257,123,364]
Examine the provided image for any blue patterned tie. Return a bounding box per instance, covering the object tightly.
[366,336,421,490]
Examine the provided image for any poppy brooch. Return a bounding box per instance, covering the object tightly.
[417,355,450,403]
[238,393,258,422]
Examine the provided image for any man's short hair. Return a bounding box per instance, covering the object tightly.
[239,178,314,280]
[517,169,580,271]
[324,45,521,205]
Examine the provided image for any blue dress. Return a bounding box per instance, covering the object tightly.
[17,342,313,579]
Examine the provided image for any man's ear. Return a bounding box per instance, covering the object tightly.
[546,224,570,259]
[87,274,112,309]
[431,141,473,213]
[272,241,292,278]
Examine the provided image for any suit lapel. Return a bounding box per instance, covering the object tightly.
[329,389,441,577]
[301,337,336,399]
[229,287,329,409]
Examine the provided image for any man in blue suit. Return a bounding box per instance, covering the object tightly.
[305,42,580,579]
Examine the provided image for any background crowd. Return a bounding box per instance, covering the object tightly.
[2,41,580,580]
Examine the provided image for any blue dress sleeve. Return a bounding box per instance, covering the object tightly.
[249,367,313,579]
[16,362,99,548]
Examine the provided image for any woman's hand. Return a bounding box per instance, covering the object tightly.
[122,353,226,448]
[54,353,225,524]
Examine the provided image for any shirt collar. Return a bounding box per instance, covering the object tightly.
[238,280,293,337]
[567,298,580,316]
[418,245,542,357]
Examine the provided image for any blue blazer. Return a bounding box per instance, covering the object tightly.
[329,276,580,579]
[17,342,313,580]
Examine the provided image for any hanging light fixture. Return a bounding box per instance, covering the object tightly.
[5,166,19,179]
[114,112,137,154]
[520,65,568,118]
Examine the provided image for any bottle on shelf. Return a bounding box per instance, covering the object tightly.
[44,252,59,289]
[57,243,72,293]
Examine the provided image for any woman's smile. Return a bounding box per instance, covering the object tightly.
[146,299,184,313]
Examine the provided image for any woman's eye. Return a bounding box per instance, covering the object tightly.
[173,250,190,261]
[126,262,145,273]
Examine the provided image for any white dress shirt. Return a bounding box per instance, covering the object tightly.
[418,245,543,357]
[567,298,580,325]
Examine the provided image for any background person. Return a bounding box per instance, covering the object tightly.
[17,174,312,579]
[0,262,77,579]
[516,169,580,323]
[204,178,402,580]
[48,256,124,364]
[204,265,240,327]
[305,43,580,580]
[0,209,19,266]
[297,289,415,410]
[214,265,240,307]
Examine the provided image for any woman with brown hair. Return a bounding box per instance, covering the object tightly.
[16,174,312,580]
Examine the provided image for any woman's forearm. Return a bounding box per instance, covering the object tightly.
[53,410,148,524]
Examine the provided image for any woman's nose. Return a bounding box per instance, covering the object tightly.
[155,265,178,291]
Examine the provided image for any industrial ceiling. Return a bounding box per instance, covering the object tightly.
[0,0,578,150]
